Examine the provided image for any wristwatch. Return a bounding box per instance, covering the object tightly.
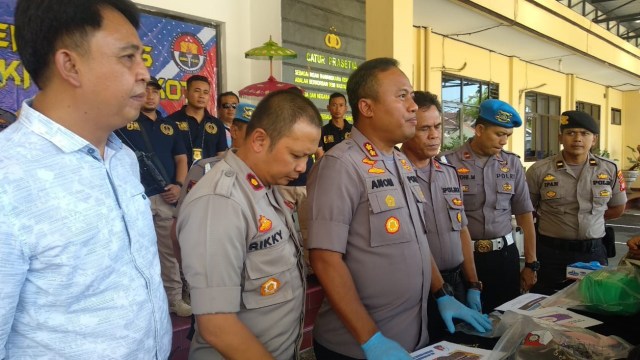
[466,281,483,291]
[433,283,454,300]
[524,260,540,272]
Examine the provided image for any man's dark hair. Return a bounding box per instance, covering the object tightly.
[186,75,210,89]
[246,90,322,150]
[217,91,239,107]
[328,92,346,103]
[347,57,399,124]
[15,0,140,88]
[413,91,442,114]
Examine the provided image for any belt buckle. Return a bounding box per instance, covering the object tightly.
[475,239,493,253]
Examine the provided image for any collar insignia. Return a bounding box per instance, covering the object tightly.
[247,173,264,191]
[364,142,378,157]
[400,159,413,172]
[589,159,597,166]
[463,152,472,160]
[556,160,565,169]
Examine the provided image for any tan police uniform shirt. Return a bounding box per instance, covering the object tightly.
[177,150,305,360]
[441,141,534,239]
[174,155,222,217]
[307,128,433,358]
[416,158,468,270]
[526,153,627,240]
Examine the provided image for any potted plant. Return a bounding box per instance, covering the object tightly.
[622,145,640,189]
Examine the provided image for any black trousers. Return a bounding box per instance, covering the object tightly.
[426,264,467,344]
[474,242,520,312]
[313,339,363,360]
[532,234,607,295]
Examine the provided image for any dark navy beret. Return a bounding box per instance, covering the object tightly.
[560,110,599,134]
[234,103,255,123]
[477,99,522,128]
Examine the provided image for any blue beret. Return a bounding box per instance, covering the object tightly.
[560,110,599,134]
[477,99,522,128]
[233,103,255,123]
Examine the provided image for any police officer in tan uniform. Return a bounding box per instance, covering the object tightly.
[526,110,626,294]
[177,90,321,359]
[402,91,483,343]
[308,58,491,360]
[440,99,537,312]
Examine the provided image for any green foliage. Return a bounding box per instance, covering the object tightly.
[441,134,470,152]
[626,145,640,171]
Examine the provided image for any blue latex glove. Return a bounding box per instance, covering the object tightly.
[436,295,493,334]
[466,289,482,312]
[361,332,412,360]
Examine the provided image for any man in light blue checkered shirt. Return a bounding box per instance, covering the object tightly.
[0,0,172,358]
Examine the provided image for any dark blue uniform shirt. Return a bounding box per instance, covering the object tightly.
[116,110,186,196]
[165,106,228,167]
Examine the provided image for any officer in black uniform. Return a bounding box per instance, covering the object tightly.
[165,75,228,167]
[315,92,352,159]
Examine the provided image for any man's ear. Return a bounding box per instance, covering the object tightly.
[248,128,270,153]
[54,49,82,87]
[474,124,484,137]
[358,98,373,119]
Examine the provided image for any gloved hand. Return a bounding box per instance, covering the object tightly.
[436,295,493,334]
[361,331,412,360]
[466,289,482,313]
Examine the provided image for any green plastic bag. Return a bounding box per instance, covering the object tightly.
[578,265,640,315]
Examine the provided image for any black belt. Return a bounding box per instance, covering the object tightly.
[538,234,601,253]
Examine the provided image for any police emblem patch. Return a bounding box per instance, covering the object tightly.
[177,121,189,131]
[495,110,512,123]
[502,183,513,192]
[247,173,264,191]
[258,215,272,233]
[385,195,396,208]
[599,190,610,197]
[126,121,140,131]
[324,135,335,144]
[385,216,400,234]
[456,212,462,223]
[364,142,378,157]
[452,198,463,206]
[205,122,218,134]
[260,277,281,296]
[560,115,569,125]
[543,174,556,181]
[462,185,469,192]
[345,132,351,139]
[500,166,509,173]
[546,191,557,198]
[160,124,174,136]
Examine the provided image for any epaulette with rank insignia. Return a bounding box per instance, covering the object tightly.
[500,149,521,158]
[212,166,235,198]
[434,157,457,171]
